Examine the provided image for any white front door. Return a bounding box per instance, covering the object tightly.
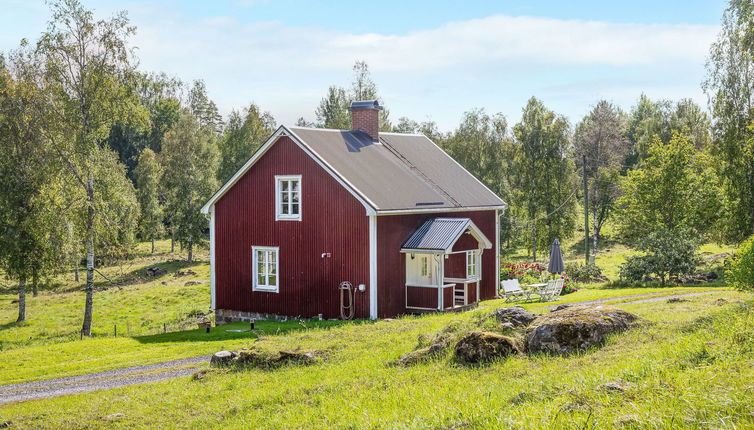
[406,253,437,286]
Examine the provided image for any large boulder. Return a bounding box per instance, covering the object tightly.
[210,350,236,366]
[454,331,520,364]
[527,305,637,355]
[490,306,537,327]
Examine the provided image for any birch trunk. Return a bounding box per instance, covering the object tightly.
[17,278,26,322]
[81,177,95,336]
[151,238,155,254]
[187,235,193,263]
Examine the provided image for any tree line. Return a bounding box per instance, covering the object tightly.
[1,0,753,331]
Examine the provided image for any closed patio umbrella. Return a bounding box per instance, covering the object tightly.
[547,239,564,274]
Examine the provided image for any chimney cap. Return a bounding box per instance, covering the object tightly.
[348,100,383,111]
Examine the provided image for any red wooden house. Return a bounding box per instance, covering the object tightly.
[201,101,506,322]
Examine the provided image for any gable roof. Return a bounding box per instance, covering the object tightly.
[401,218,492,253]
[201,125,506,215]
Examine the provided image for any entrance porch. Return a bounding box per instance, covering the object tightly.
[401,218,492,313]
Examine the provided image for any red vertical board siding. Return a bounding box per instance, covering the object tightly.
[214,137,370,319]
[376,210,498,318]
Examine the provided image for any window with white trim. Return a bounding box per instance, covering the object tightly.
[252,246,279,292]
[275,175,301,221]
[420,255,429,277]
[466,251,478,279]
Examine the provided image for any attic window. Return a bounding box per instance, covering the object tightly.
[275,175,301,221]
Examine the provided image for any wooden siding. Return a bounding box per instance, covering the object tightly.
[376,210,498,318]
[214,136,370,319]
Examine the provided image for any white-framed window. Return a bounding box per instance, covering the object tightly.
[275,175,302,221]
[420,255,429,277]
[252,246,279,292]
[466,251,478,279]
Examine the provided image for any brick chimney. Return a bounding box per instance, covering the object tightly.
[349,100,383,141]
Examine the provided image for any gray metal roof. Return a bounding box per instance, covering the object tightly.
[402,218,471,251]
[287,127,506,212]
[401,217,492,252]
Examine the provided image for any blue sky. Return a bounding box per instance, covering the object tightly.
[1,0,726,131]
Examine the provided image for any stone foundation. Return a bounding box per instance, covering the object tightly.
[215,308,308,325]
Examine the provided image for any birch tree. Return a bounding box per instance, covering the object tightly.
[704,0,754,240]
[510,97,577,260]
[33,0,145,335]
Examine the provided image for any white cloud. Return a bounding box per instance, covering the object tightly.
[124,10,718,128]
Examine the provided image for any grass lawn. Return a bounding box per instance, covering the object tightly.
[0,291,751,428]
[0,240,212,350]
[0,286,718,386]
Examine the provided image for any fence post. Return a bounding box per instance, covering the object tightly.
[114,324,117,337]
[163,323,166,333]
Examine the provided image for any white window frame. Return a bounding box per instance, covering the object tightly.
[420,255,429,277]
[252,246,279,292]
[275,175,302,221]
[466,251,479,279]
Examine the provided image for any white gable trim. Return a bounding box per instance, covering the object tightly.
[201,125,377,215]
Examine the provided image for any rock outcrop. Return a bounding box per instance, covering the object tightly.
[526,305,637,355]
[490,306,536,328]
[454,331,520,364]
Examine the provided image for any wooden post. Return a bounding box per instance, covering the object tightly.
[114,324,117,337]
[163,323,166,333]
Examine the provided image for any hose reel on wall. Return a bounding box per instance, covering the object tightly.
[339,281,355,320]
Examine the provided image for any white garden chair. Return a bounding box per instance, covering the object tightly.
[539,279,564,302]
[501,279,532,302]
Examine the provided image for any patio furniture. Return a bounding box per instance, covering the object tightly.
[501,279,531,302]
[538,279,564,302]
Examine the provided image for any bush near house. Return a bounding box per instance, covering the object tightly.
[728,235,754,291]
[564,262,607,283]
[501,262,543,285]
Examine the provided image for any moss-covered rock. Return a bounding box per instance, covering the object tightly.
[454,331,520,364]
[527,305,637,354]
[490,306,537,327]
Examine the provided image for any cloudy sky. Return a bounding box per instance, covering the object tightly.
[1,0,725,131]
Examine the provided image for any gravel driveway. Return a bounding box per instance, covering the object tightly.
[0,355,210,404]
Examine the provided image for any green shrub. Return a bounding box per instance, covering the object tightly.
[619,228,701,285]
[565,262,606,283]
[728,235,754,291]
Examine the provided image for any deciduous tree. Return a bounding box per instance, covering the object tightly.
[217,104,275,183]
[32,0,146,335]
[616,133,722,241]
[510,98,577,259]
[704,0,754,240]
[134,148,163,253]
[574,100,630,254]
[161,112,218,263]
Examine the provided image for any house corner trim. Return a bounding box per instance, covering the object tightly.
[369,214,378,319]
[209,207,216,309]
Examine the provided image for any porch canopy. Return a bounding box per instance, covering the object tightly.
[401,218,492,253]
[400,218,492,312]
